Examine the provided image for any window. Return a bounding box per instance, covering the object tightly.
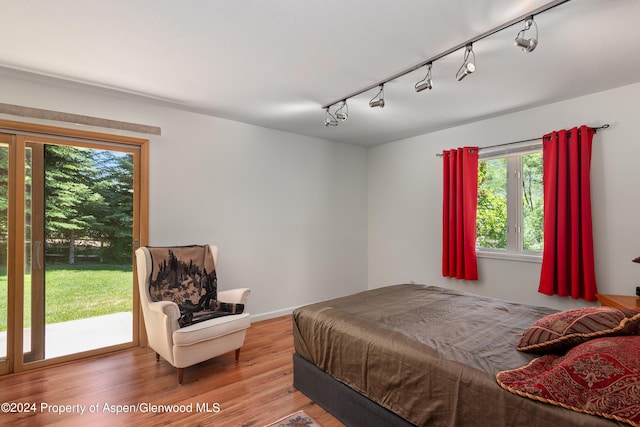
[476,148,543,261]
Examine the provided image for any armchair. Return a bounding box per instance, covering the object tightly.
[135,244,251,384]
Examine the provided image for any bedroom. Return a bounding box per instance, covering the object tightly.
[1,0,639,426]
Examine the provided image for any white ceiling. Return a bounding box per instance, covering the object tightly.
[1,0,639,147]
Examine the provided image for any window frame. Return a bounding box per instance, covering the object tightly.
[476,146,543,263]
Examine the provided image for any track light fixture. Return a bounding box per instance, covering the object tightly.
[415,63,433,92]
[456,44,476,81]
[335,100,349,121]
[514,16,538,52]
[324,107,338,127]
[321,0,572,127]
[369,85,385,108]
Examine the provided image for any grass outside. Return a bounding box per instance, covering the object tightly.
[0,264,132,332]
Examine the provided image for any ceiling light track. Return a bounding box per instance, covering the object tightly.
[320,0,571,119]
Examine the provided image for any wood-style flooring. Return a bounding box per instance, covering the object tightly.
[0,315,344,427]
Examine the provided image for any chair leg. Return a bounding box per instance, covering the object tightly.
[177,368,184,385]
[235,348,241,361]
[156,353,160,362]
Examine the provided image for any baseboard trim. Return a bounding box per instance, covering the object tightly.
[250,306,300,323]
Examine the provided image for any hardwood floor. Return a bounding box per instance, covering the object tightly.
[0,315,344,427]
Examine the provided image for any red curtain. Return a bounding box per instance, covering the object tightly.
[442,147,479,280]
[538,125,598,301]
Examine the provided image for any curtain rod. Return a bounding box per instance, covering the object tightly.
[435,124,610,157]
[321,0,572,110]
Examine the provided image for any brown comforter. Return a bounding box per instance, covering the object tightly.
[293,284,623,426]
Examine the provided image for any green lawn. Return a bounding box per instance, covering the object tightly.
[0,264,132,332]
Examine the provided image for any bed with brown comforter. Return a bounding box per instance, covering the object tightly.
[292,284,627,426]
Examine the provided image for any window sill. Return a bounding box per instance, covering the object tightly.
[477,250,542,264]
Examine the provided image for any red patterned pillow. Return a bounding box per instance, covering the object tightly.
[497,336,640,427]
[517,307,640,354]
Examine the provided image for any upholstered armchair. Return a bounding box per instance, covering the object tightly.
[135,244,251,384]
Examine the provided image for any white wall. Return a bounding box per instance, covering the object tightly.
[368,82,640,311]
[3,68,638,318]
[0,69,369,320]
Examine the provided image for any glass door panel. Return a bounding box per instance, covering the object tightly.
[23,141,135,363]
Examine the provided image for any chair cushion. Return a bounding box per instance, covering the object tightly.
[173,313,251,347]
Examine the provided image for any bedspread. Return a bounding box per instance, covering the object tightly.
[293,284,623,426]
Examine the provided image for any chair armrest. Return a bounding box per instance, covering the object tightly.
[147,300,181,320]
[218,288,251,305]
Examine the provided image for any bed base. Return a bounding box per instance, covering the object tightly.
[292,353,415,427]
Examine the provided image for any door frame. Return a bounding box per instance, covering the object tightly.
[23,141,45,363]
[0,133,16,375]
[0,119,149,373]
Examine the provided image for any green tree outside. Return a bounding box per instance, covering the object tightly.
[43,145,133,264]
[477,157,508,249]
[0,143,134,335]
[476,152,543,252]
[522,152,544,251]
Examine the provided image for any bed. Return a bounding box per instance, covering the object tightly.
[292,284,635,426]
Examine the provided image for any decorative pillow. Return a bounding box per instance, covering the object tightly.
[517,307,640,354]
[498,336,640,427]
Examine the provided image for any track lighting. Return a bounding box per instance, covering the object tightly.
[320,0,570,125]
[415,63,433,92]
[456,44,476,81]
[514,16,538,52]
[324,107,338,126]
[335,100,349,121]
[369,85,385,108]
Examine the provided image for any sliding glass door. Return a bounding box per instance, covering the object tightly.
[0,127,147,373]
